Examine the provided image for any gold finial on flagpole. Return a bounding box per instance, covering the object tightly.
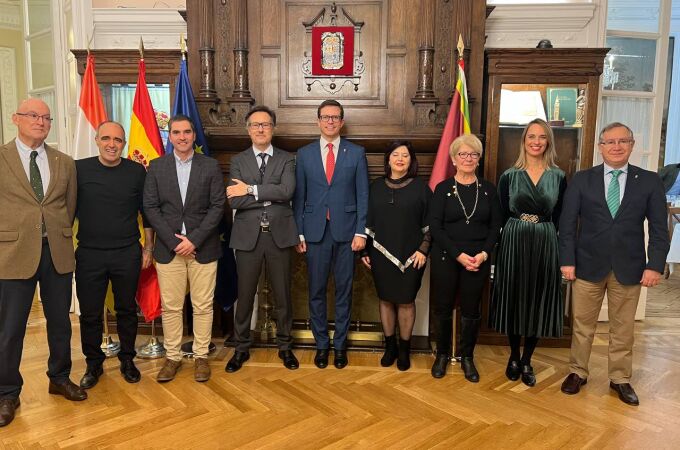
[457,34,465,60]
[139,36,145,59]
[180,33,186,61]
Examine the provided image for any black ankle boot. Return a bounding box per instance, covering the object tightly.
[380,335,398,367]
[461,357,479,383]
[431,353,449,378]
[397,338,411,371]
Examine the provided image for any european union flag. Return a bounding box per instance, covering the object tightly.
[166,59,210,155]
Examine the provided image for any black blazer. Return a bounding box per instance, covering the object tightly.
[228,147,298,251]
[558,164,669,285]
[143,152,225,264]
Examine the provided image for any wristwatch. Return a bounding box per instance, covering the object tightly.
[246,185,254,195]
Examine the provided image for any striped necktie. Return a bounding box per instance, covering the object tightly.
[606,169,622,217]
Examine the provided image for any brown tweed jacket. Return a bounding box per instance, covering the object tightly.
[0,139,77,279]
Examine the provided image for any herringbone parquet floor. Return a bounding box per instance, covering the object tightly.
[3,289,680,449]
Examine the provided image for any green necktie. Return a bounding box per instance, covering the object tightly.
[606,169,621,217]
[30,150,44,202]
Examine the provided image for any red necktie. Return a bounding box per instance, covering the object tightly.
[325,143,335,184]
[326,143,335,219]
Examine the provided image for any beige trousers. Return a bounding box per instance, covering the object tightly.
[569,272,641,383]
[156,255,217,361]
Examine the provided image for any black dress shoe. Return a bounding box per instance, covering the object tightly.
[521,364,536,387]
[79,365,104,389]
[431,353,449,379]
[278,350,299,370]
[505,360,521,381]
[334,350,348,369]
[120,360,141,383]
[461,357,480,383]
[314,349,329,369]
[49,380,88,401]
[610,382,639,406]
[0,398,19,427]
[225,351,250,373]
[561,373,587,395]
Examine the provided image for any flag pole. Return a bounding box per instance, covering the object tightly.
[136,319,166,359]
[101,309,120,357]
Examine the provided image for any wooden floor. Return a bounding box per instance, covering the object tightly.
[3,284,680,449]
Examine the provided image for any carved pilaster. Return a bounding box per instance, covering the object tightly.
[198,0,217,98]
[231,0,252,99]
[411,0,436,101]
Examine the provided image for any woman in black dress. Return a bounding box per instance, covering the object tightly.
[429,134,502,382]
[361,141,431,371]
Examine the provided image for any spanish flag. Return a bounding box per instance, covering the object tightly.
[428,35,471,191]
[128,58,164,322]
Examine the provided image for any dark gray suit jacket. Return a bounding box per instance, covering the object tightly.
[228,147,298,251]
[143,152,225,264]
[558,164,669,285]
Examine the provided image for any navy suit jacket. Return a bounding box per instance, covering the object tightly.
[558,164,669,285]
[293,138,369,243]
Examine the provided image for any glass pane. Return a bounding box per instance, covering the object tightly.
[29,33,54,89]
[607,0,660,34]
[99,83,171,156]
[599,97,653,169]
[603,37,656,92]
[27,0,52,35]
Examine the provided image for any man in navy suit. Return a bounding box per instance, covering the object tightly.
[558,122,669,405]
[293,100,369,369]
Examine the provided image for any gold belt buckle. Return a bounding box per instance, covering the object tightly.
[519,213,539,223]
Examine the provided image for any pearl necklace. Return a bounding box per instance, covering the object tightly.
[452,177,479,224]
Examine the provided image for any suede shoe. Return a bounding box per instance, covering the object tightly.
[79,364,104,389]
[0,398,19,427]
[334,350,348,369]
[314,349,329,369]
[610,382,639,406]
[156,359,182,382]
[225,351,250,373]
[195,358,211,382]
[120,360,141,384]
[561,373,587,395]
[49,380,88,401]
[278,350,299,370]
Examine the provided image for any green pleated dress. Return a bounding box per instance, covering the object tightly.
[490,167,567,338]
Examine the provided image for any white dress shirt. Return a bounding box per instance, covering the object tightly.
[252,145,273,206]
[16,137,51,195]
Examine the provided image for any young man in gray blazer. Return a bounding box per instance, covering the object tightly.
[225,105,299,372]
[143,114,225,383]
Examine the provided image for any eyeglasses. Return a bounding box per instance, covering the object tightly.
[16,112,53,123]
[247,122,273,130]
[319,115,342,123]
[457,152,480,160]
[599,138,634,146]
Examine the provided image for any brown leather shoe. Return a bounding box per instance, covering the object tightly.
[48,380,88,401]
[194,358,211,382]
[610,382,639,406]
[561,373,587,395]
[0,398,20,427]
[156,359,182,382]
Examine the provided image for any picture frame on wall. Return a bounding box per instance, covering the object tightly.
[546,87,578,126]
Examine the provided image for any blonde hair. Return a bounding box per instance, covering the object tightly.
[513,118,557,170]
[449,134,483,160]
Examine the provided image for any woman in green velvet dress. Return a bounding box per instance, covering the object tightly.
[490,118,567,387]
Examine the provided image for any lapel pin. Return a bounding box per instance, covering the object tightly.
[635,174,638,179]
[447,192,451,197]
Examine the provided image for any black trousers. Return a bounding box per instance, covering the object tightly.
[234,232,293,352]
[0,240,73,399]
[75,244,141,366]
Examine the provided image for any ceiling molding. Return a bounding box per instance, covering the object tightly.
[0,1,21,31]
[92,8,186,49]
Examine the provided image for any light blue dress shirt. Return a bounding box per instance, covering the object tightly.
[603,162,628,203]
[174,150,194,234]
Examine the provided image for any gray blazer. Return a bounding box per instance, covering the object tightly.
[143,152,225,264]
[228,147,298,251]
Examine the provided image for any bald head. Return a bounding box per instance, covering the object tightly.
[12,98,52,149]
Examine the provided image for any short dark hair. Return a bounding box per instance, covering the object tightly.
[168,114,196,133]
[317,100,344,119]
[246,105,277,125]
[384,140,419,178]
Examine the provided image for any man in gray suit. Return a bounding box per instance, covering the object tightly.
[225,105,299,372]
[143,114,225,383]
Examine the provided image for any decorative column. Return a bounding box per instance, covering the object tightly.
[231,0,252,99]
[412,0,436,100]
[198,0,217,98]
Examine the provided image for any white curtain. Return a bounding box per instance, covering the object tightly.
[665,33,680,165]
